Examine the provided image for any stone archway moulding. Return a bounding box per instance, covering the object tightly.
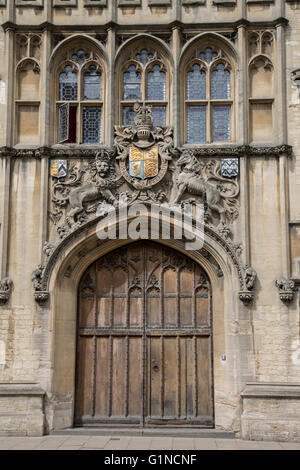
[32,211,255,306]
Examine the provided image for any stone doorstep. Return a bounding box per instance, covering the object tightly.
[50,428,236,439]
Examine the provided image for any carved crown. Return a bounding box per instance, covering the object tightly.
[134,102,153,137]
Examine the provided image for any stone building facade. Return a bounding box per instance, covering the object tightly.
[0,0,300,441]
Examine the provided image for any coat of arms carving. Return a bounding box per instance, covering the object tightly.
[114,102,177,191]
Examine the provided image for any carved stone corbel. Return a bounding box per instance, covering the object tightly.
[291,69,300,94]
[0,277,13,305]
[32,265,49,304]
[275,278,295,303]
[239,265,257,304]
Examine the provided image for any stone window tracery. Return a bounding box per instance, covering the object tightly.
[119,46,169,128]
[184,46,233,144]
[54,46,104,144]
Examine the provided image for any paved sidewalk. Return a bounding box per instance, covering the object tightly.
[0,435,300,450]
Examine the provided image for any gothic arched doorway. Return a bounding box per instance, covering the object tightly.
[75,242,214,428]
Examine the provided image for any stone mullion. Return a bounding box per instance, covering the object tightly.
[171,27,181,148]
[237,23,248,144]
[40,30,52,146]
[106,27,116,147]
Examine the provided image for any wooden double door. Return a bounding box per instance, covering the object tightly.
[75,242,214,427]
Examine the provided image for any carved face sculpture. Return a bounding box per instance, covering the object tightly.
[95,160,110,177]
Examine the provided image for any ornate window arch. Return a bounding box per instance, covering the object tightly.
[116,40,171,128]
[182,40,236,145]
[52,40,106,144]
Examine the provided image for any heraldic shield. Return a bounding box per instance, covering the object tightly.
[129,145,159,180]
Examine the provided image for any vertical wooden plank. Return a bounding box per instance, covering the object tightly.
[180,336,187,419]
[186,336,194,418]
[75,337,94,419]
[125,335,129,417]
[111,337,126,417]
[163,269,177,327]
[177,335,181,418]
[129,290,143,327]
[146,292,160,327]
[194,336,198,418]
[94,336,110,418]
[128,336,143,419]
[148,336,161,418]
[108,335,113,417]
[97,268,112,327]
[161,335,164,419]
[180,267,194,327]
[163,336,177,418]
[113,268,127,327]
[197,337,213,421]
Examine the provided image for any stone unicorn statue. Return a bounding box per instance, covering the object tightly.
[170,150,239,225]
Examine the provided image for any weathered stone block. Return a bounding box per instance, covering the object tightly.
[0,383,45,436]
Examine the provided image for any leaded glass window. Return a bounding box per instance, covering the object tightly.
[123,106,135,128]
[187,106,207,144]
[211,64,230,100]
[212,106,230,141]
[185,46,233,144]
[56,47,104,144]
[82,106,102,144]
[58,103,70,143]
[147,65,166,101]
[120,47,168,127]
[187,65,206,101]
[59,66,78,101]
[84,65,101,100]
[123,65,141,100]
[152,106,166,127]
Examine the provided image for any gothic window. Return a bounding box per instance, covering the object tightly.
[15,34,42,144]
[184,46,233,144]
[55,48,104,144]
[119,47,168,128]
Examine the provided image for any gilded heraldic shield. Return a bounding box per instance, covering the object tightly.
[50,160,68,178]
[129,145,159,180]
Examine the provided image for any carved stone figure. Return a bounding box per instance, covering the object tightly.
[275,278,295,302]
[245,265,257,291]
[43,242,56,259]
[32,265,44,291]
[0,277,13,304]
[51,150,118,231]
[32,265,49,303]
[170,150,239,225]
[239,265,257,304]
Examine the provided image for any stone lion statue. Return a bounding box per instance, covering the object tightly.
[66,151,118,227]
